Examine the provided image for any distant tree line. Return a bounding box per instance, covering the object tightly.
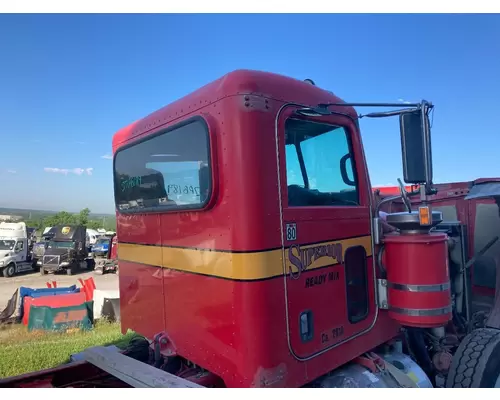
[23,208,117,233]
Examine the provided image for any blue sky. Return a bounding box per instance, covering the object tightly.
[0,14,499,214]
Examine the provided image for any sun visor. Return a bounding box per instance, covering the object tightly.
[464,182,500,201]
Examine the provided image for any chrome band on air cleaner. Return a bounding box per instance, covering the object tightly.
[390,305,452,317]
[387,281,450,292]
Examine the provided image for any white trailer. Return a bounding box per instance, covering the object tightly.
[0,222,37,277]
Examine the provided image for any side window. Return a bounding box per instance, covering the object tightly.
[284,118,358,207]
[114,119,211,212]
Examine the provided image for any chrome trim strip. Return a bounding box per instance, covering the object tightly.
[387,281,450,292]
[390,305,452,316]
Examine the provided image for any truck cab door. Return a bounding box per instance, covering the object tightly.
[277,107,377,360]
[15,240,26,262]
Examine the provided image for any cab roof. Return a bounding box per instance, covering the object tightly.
[0,222,27,239]
[112,69,355,152]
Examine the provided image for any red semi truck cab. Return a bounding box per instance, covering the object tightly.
[110,70,464,388]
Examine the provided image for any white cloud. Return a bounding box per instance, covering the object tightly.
[44,168,68,175]
[44,167,93,176]
[7,169,16,174]
[398,98,412,105]
[101,154,113,160]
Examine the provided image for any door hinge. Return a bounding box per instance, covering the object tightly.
[376,279,389,309]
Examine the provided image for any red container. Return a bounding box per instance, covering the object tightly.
[22,292,87,326]
[383,232,451,328]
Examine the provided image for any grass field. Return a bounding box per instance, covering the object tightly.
[0,321,138,379]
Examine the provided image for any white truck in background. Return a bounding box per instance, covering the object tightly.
[0,222,37,277]
[86,229,100,246]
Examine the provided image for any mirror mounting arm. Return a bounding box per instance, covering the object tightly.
[420,100,433,194]
[298,100,437,198]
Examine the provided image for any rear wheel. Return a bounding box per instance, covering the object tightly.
[446,328,500,388]
[2,263,15,278]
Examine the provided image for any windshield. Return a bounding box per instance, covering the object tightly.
[47,241,74,249]
[95,238,110,246]
[0,240,15,251]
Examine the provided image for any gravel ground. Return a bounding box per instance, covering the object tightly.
[0,270,119,312]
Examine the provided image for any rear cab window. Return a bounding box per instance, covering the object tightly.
[114,118,212,213]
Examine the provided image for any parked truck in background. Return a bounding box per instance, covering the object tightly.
[91,233,118,275]
[0,222,38,277]
[40,225,93,276]
[86,229,100,248]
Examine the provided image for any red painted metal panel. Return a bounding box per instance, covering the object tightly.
[112,70,402,387]
[119,261,399,388]
[22,292,87,325]
[119,261,165,340]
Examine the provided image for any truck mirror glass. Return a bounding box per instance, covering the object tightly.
[399,110,432,184]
